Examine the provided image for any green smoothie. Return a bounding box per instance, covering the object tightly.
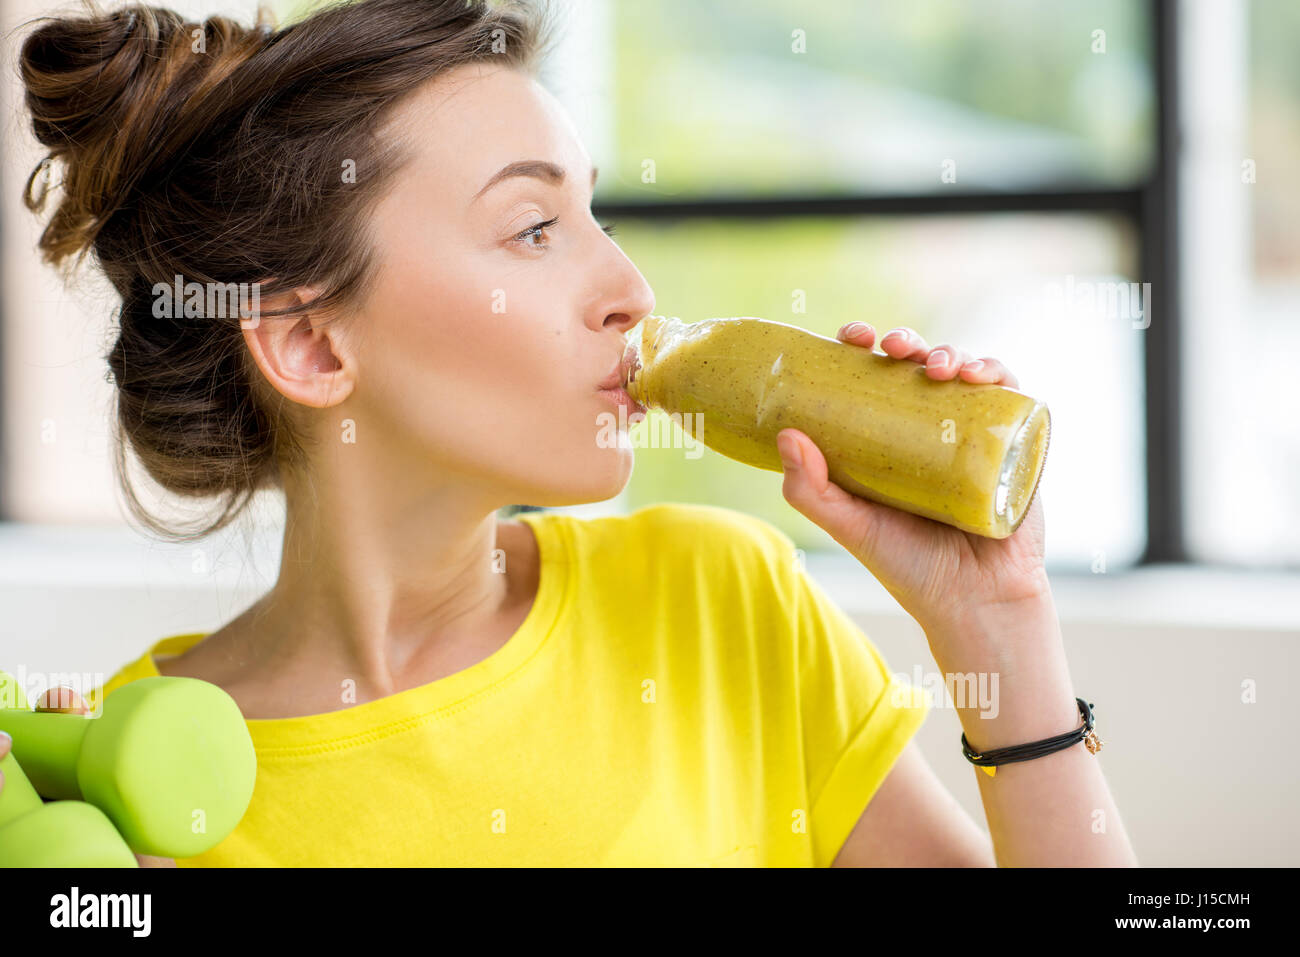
[622,316,1050,539]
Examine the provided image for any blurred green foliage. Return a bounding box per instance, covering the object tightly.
[1252,0,1300,97]
[607,0,1154,198]
[1249,0,1300,276]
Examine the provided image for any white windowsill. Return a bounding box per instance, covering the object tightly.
[803,552,1300,632]
[0,521,1296,633]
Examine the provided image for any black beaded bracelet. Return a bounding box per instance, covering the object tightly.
[961,698,1103,778]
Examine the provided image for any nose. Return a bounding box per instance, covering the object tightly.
[588,246,656,335]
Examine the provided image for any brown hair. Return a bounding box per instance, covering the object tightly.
[18,0,555,540]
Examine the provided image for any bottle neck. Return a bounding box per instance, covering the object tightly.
[622,335,650,408]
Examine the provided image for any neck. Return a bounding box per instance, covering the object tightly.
[247,460,518,699]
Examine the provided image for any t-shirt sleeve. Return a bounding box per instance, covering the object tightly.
[789,563,931,865]
[719,509,931,866]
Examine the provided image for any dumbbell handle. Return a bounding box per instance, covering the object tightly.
[0,709,92,799]
[0,671,68,811]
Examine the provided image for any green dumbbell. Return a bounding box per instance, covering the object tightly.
[0,675,138,867]
[0,671,256,859]
[0,753,139,868]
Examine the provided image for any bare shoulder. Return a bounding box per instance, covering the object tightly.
[154,618,244,682]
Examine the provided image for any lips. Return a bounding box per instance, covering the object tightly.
[620,341,641,392]
[595,348,647,416]
[597,344,640,392]
[596,359,624,392]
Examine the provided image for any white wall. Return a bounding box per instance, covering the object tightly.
[857,607,1299,868]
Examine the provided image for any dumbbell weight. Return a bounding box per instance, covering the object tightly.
[0,675,137,867]
[0,672,256,859]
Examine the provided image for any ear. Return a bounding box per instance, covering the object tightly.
[240,283,356,409]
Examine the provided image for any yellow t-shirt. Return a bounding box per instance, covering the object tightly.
[92,502,930,866]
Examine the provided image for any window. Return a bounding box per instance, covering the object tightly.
[1180,0,1300,565]
[5,0,1293,572]
[549,0,1161,569]
[607,213,1144,567]
[592,0,1153,198]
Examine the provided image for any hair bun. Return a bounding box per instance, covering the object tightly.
[20,2,273,267]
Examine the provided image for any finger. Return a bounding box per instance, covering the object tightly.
[135,853,177,867]
[924,344,972,380]
[879,327,931,362]
[958,356,1019,389]
[836,322,877,350]
[775,428,887,557]
[34,686,89,714]
[0,730,10,761]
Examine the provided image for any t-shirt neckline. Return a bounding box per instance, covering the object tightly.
[140,510,570,754]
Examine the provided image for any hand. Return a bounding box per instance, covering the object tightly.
[775,323,1052,659]
[8,687,177,868]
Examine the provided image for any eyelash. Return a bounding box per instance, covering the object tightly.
[512,216,618,248]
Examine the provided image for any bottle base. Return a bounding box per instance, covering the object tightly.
[992,401,1051,537]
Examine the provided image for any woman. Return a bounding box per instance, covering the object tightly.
[13,0,1136,866]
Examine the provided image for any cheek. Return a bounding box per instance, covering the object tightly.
[354,270,550,437]
[362,249,535,405]
[356,245,633,497]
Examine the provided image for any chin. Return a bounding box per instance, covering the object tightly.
[579,446,635,502]
[526,446,634,507]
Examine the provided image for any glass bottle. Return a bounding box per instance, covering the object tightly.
[621,315,1050,539]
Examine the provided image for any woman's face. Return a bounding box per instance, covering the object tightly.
[345,63,655,508]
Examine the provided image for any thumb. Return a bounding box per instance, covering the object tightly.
[776,428,887,559]
[34,686,89,714]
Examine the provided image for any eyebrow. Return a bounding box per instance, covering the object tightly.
[472,160,599,202]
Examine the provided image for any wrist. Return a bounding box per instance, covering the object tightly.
[918,564,1052,631]
[922,589,1079,753]
[924,587,1063,676]
[948,656,1081,754]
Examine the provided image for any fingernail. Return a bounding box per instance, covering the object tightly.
[927,349,948,368]
[842,322,868,338]
[0,730,11,749]
[964,359,985,373]
[777,432,802,470]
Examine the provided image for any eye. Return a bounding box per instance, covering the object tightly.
[600,221,618,237]
[513,215,559,249]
